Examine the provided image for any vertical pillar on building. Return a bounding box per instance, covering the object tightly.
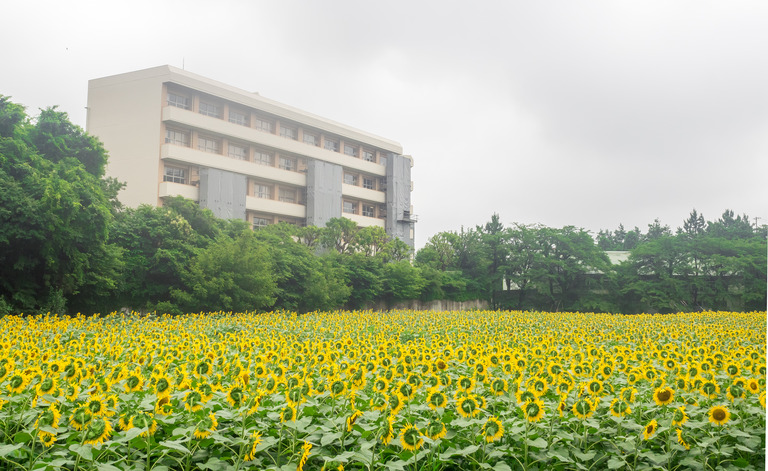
[306,159,342,228]
[198,168,247,220]
[385,154,415,249]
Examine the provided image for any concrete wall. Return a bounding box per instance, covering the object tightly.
[306,159,342,227]
[365,299,489,312]
[199,168,247,220]
[386,154,415,248]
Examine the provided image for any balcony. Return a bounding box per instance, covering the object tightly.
[162,106,386,176]
[245,196,306,218]
[159,181,200,200]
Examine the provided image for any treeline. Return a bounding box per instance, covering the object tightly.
[1,97,765,315]
[418,212,766,313]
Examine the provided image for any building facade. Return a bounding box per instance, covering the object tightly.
[86,65,415,247]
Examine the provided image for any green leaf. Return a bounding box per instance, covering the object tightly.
[494,463,513,471]
[456,445,480,456]
[321,431,342,446]
[607,457,626,470]
[69,444,93,461]
[159,439,190,454]
[573,451,596,461]
[95,463,123,471]
[13,432,33,444]
[0,444,23,457]
[526,437,547,448]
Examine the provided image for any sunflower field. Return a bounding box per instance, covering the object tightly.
[0,310,765,471]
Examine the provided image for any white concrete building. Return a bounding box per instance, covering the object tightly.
[87,65,416,247]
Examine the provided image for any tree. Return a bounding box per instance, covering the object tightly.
[322,217,359,254]
[172,232,276,313]
[0,97,120,314]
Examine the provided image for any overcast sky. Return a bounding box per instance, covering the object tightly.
[3,0,767,248]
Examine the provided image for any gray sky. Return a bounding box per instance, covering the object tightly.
[3,0,767,248]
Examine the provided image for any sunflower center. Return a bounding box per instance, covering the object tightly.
[713,409,726,421]
[657,390,671,402]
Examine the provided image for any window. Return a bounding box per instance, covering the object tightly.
[324,137,339,152]
[279,188,296,203]
[229,109,249,126]
[363,177,375,190]
[344,173,358,185]
[303,131,318,146]
[163,166,186,184]
[254,115,273,133]
[362,205,375,218]
[380,155,388,167]
[254,183,272,199]
[280,124,297,140]
[199,102,220,118]
[344,144,358,157]
[279,156,296,171]
[198,136,220,154]
[343,201,357,215]
[167,92,190,110]
[363,149,375,162]
[380,177,387,191]
[228,143,248,161]
[252,216,271,229]
[165,128,190,146]
[254,150,273,166]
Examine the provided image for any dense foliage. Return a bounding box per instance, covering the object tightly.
[1,96,765,315]
[0,310,764,470]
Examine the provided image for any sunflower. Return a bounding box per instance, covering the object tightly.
[400,424,423,452]
[184,390,204,412]
[427,390,447,410]
[671,406,688,426]
[380,415,396,445]
[373,376,389,393]
[726,384,745,402]
[193,413,218,439]
[708,405,730,426]
[557,396,568,417]
[244,431,262,461]
[609,398,631,418]
[83,416,113,446]
[456,395,480,418]
[585,379,603,396]
[346,410,363,432]
[388,392,404,416]
[153,374,173,399]
[490,378,508,396]
[330,379,347,398]
[642,419,658,440]
[70,405,93,431]
[522,398,545,423]
[700,380,720,400]
[676,428,691,450]
[760,391,766,408]
[280,405,296,423]
[155,395,172,415]
[36,376,58,398]
[457,376,475,393]
[35,403,62,430]
[572,398,595,420]
[528,377,549,397]
[482,416,504,442]
[516,388,537,405]
[297,441,312,471]
[7,373,27,394]
[86,396,108,417]
[124,371,143,393]
[746,378,760,394]
[132,412,158,438]
[620,387,637,403]
[653,387,674,406]
[39,431,56,447]
[425,420,447,440]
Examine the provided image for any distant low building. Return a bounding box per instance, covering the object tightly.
[86,65,416,247]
